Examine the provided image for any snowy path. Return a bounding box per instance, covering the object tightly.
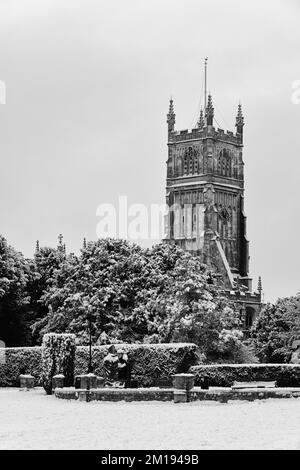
[0,388,299,449]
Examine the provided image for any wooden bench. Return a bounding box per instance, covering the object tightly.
[231,381,276,390]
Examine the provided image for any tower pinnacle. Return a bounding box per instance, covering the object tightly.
[58,234,66,255]
[58,234,63,247]
[205,93,214,126]
[167,97,176,132]
[257,276,263,294]
[197,107,205,129]
[236,103,245,142]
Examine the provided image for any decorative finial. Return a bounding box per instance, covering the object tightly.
[236,103,244,127]
[58,234,63,246]
[257,276,262,294]
[197,107,205,129]
[58,234,65,253]
[167,97,176,132]
[205,93,214,126]
[236,103,244,143]
[83,238,87,249]
[35,240,40,254]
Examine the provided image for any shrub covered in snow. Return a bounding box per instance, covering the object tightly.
[76,343,202,387]
[42,333,76,394]
[190,363,300,387]
[0,347,42,386]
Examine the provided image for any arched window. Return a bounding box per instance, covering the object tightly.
[194,156,198,174]
[227,207,232,237]
[188,147,193,174]
[233,157,238,178]
[217,155,221,174]
[199,153,203,173]
[176,157,183,177]
[183,155,188,174]
[219,149,232,177]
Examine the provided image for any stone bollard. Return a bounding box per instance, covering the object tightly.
[78,391,88,402]
[172,373,195,403]
[173,389,188,403]
[75,374,97,390]
[19,374,35,390]
[52,374,65,391]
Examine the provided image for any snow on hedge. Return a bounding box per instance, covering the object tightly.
[190,364,300,387]
[0,342,201,388]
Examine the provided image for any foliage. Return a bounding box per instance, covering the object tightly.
[190,363,300,387]
[0,234,244,361]
[149,252,242,360]
[32,239,241,360]
[41,333,76,394]
[0,236,31,346]
[251,296,300,363]
[0,236,68,346]
[26,247,69,344]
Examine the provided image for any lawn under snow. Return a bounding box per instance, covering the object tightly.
[0,388,300,450]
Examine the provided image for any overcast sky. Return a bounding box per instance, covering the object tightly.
[0,0,299,303]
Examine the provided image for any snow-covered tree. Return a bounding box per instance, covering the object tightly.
[33,239,241,360]
[251,295,300,363]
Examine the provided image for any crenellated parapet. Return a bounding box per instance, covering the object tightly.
[168,126,242,146]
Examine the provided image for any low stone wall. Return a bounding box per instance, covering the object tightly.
[54,386,300,403]
[55,387,174,402]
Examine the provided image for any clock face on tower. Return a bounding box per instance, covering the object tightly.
[220,208,230,222]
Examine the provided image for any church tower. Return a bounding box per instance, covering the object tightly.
[164,89,262,327]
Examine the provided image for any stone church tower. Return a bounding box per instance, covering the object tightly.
[164,95,262,328]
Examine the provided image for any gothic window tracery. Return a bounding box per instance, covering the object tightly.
[182,147,199,175]
[233,157,238,178]
[218,148,232,177]
[194,156,198,174]
[183,155,188,174]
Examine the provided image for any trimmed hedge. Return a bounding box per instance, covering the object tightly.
[0,343,201,388]
[42,334,76,394]
[0,347,42,387]
[76,343,201,388]
[189,364,300,387]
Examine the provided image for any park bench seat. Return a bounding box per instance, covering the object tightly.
[231,381,277,390]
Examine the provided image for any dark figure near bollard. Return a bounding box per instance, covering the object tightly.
[103,345,119,386]
[103,345,132,388]
[117,349,131,388]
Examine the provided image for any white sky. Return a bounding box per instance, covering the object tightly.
[0,0,299,303]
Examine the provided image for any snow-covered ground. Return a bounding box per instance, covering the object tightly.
[0,388,299,450]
